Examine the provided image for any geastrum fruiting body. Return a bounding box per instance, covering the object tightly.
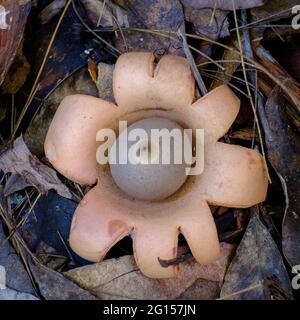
[44,52,268,278]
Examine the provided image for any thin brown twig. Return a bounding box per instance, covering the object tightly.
[72,0,121,55]
[218,282,262,300]
[232,1,271,183]
[96,0,107,27]
[177,28,207,96]
[229,7,293,31]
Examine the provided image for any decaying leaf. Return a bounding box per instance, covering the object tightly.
[209,48,241,90]
[29,261,97,300]
[0,136,72,198]
[94,62,114,101]
[251,0,299,21]
[20,4,91,137]
[220,214,293,300]
[177,279,220,300]
[0,221,36,296]
[263,275,291,300]
[255,46,300,114]
[181,0,265,10]
[184,7,229,40]
[0,0,31,86]
[65,243,234,300]
[113,0,185,54]
[38,0,67,24]
[82,0,129,28]
[263,88,300,266]
[229,128,258,141]
[1,39,30,94]
[20,191,76,257]
[0,288,39,300]
[25,68,98,156]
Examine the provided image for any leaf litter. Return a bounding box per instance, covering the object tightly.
[0,0,299,300]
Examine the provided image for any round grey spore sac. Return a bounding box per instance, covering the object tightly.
[109,117,192,201]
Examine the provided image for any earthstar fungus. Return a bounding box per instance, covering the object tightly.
[44,52,268,278]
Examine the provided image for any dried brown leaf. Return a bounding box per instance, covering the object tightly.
[251,0,299,21]
[263,88,300,266]
[38,0,67,24]
[184,7,229,40]
[65,243,234,300]
[1,40,30,94]
[0,136,72,198]
[220,214,293,300]
[113,0,185,55]
[209,48,241,90]
[82,0,129,28]
[95,62,114,101]
[24,68,98,156]
[29,261,97,300]
[181,0,265,10]
[0,288,39,300]
[177,279,220,300]
[229,128,258,141]
[0,0,31,86]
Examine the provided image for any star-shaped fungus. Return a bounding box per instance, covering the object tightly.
[44,52,268,278]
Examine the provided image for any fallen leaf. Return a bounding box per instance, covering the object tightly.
[95,62,114,101]
[0,136,72,198]
[181,0,265,10]
[0,288,38,300]
[0,219,36,296]
[184,7,229,40]
[229,128,258,141]
[255,45,300,114]
[263,275,291,300]
[251,0,299,21]
[177,279,220,300]
[263,88,300,266]
[38,0,67,24]
[3,173,30,196]
[19,3,96,137]
[82,0,128,28]
[29,261,97,300]
[113,0,185,55]
[1,39,30,94]
[65,243,234,300]
[220,214,293,300]
[209,48,241,90]
[24,68,98,156]
[0,0,31,86]
[20,191,76,258]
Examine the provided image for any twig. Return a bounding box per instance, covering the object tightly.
[96,0,107,27]
[218,281,262,300]
[57,230,76,266]
[72,0,121,56]
[158,252,192,268]
[230,7,293,31]
[177,28,207,96]
[233,4,271,183]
